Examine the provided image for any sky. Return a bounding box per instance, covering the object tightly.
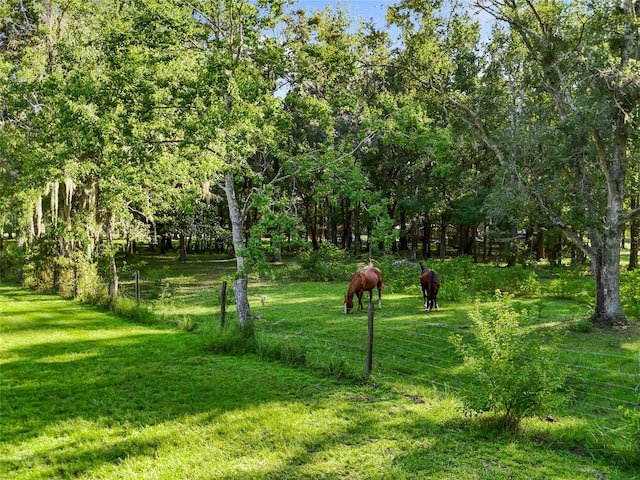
[293,0,394,27]
[289,0,494,40]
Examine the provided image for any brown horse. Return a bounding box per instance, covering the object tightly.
[419,262,440,313]
[344,266,383,314]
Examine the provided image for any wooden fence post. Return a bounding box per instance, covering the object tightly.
[220,281,227,328]
[135,270,140,305]
[366,300,374,377]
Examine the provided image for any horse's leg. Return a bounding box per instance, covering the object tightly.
[357,291,364,312]
[377,284,382,309]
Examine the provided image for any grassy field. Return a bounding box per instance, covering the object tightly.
[1,251,639,479]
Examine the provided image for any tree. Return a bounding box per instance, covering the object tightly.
[0,0,189,298]
[387,0,490,260]
[470,0,640,324]
[164,0,287,331]
[282,7,383,256]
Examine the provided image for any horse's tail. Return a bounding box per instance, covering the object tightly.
[428,270,435,293]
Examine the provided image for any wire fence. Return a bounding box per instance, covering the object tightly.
[115,270,640,428]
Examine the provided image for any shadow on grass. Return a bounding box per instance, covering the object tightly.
[3,282,637,479]
[1,286,372,478]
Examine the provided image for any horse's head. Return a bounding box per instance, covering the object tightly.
[344,295,353,314]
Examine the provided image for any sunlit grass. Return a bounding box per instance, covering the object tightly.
[2,248,639,479]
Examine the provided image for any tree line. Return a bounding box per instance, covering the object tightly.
[1,0,639,328]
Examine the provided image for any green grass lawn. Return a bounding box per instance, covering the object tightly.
[0,294,637,480]
[1,251,639,479]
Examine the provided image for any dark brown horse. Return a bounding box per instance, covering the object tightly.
[419,262,440,313]
[344,266,383,314]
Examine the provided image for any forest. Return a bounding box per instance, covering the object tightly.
[1,0,640,328]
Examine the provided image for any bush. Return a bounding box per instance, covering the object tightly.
[381,256,474,301]
[0,244,23,284]
[22,237,58,291]
[620,269,640,320]
[451,292,567,431]
[75,257,109,305]
[435,256,475,287]
[298,242,352,281]
[471,265,540,297]
[379,257,420,293]
[547,276,593,304]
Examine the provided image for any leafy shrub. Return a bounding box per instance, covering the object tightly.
[0,244,23,283]
[158,278,175,300]
[547,276,593,304]
[75,258,109,305]
[620,269,640,320]
[379,257,420,293]
[451,292,567,431]
[298,242,351,281]
[434,256,475,288]
[471,265,540,297]
[437,279,468,302]
[22,237,58,291]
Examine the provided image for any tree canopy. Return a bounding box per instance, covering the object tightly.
[1,0,639,325]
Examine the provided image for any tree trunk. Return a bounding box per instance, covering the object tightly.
[586,144,628,325]
[439,215,446,259]
[330,202,338,244]
[160,233,166,254]
[536,228,544,260]
[629,196,638,271]
[342,198,351,251]
[106,212,118,300]
[410,221,418,260]
[586,103,630,325]
[224,173,252,331]
[271,239,282,262]
[590,237,626,325]
[353,201,361,258]
[178,234,187,262]
[399,211,407,252]
[35,195,45,237]
[422,217,431,258]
